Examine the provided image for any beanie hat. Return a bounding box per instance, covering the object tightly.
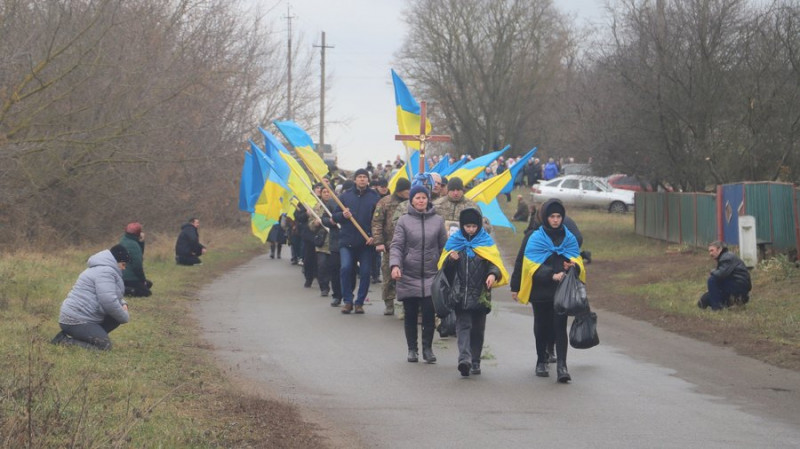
[125,222,142,236]
[395,178,411,193]
[459,208,482,227]
[110,244,130,263]
[545,200,565,218]
[374,178,388,187]
[447,177,464,191]
[354,168,369,179]
[409,184,430,201]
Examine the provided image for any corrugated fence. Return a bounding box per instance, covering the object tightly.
[635,182,800,256]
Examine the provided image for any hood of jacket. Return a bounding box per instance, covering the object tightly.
[87,249,122,273]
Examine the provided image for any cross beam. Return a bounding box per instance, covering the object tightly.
[394,102,451,174]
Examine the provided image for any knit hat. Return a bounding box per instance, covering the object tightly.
[110,244,130,263]
[374,178,388,187]
[447,177,464,191]
[395,178,411,193]
[125,222,142,236]
[409,184,430,201]
[354,168,369,179]
[459,208,482,227]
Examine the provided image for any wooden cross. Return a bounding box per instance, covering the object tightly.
[394,101,451,174]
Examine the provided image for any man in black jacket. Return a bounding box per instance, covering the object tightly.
[175,218,206,266]
[700,241,752,310]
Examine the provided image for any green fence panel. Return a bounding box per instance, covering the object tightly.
[697,194,717,246]
[667,194,681,243]
[744,183,773,244]
[767,183,797,251]
[635,192,645,235]
[680,195,697,246]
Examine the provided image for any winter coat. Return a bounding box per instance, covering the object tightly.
[267,222,287,244]
[712,248,752,291]
[311,199,340,254]
[443,253,501,312]
[175,223,204,257]
[389,204,448,300]
[543,162,560,180]
[59,250,130,325]
[332,186,380,249]
[294,205,316,243]
[119,233,146,283]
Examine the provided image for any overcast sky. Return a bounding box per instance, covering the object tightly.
[259,0,608,170]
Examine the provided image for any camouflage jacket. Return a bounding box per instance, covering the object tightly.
[372,193,405,247]
[433,196,493,235]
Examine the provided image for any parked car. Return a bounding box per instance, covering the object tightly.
[607,174,673,192]
[531,175,635,213]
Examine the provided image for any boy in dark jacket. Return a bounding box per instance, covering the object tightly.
[440,208,509,377]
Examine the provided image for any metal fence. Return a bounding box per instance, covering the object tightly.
[634,182,800,256]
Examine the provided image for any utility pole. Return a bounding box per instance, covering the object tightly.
[285,5,296,120]
[313,31,334,156]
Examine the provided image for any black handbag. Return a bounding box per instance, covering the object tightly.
[554,267,589,316]
[569,310,599,349]
[313,227,327,248]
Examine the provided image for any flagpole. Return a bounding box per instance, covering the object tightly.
[320,178,370,241]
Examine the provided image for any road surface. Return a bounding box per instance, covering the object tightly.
[197,254,800,448]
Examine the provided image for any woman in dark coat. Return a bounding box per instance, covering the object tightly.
[390,184,448,364]
[510,199,585,383]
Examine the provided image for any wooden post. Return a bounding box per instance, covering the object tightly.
[394,101,451,175]
[320,178,370,241]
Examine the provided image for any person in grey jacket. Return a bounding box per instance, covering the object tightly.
[390,184,448,364]
[699,241,752,310]
[51,245,131,350]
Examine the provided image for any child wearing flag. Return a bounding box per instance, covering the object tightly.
[438,208,509,377]
[510,199,585,383]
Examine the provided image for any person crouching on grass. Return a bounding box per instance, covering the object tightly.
[51,245,131,350]
[439,208,509,377]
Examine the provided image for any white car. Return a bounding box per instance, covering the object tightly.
[531,175,635,213]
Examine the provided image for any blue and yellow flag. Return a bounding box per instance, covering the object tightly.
[467,148,536,204]
[517,227,586,304]
[391,69,430,149]
[437,227,509,287]
[271,122,330,181]
[477,198,515,232]
[439,155,467,176]
[261,129,318,209]
[448,146,510,185]
[430,155,450,174]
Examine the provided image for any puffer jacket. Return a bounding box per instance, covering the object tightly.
[712,248,752,291]
[59,250,129,325]
[443,254,501,312]
[389,204,448,300]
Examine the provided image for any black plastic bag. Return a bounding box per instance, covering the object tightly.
[437,310,457,338]
[431,269,454,318]
[554,267,589,316]
[569,310,599,349]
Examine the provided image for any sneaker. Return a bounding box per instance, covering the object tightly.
[354,305,365,314]
[321,290,329,297]
[330,297,342,307]
[470,362,481,375]
[51,331,69,345]
[383,306,394,316]
[458,360,471,377]
[341,303,353,314]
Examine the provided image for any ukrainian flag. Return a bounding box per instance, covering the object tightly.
[437,227,509,287]
[392,69,430,149]
[517,227,586,304]
[448,146,510,185]
[271,121,330,181]
[466,148,536,204]
[261,129,318,209]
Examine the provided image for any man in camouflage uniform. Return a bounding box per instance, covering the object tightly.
[433,177,493,237]
[372,178,411,315]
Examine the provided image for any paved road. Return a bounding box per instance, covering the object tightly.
[197,254,800,448]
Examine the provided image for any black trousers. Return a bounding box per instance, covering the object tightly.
[124,279,152,297]
[531,301,568,363]
[316,251,342,298]
[302,240,318,284]
[402,296,435,350]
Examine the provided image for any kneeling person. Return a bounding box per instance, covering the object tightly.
[700,241,752,310]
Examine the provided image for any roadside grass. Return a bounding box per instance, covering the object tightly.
[494,187,800,370]
[0,228,299,448]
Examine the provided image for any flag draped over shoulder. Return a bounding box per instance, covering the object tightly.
[437,228,509,287]
[448,146,510,185]
[392,69,430,149]
[271,122,330,181]
[466,148,537,204]
[517,227,586,304]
